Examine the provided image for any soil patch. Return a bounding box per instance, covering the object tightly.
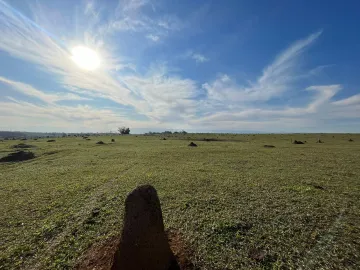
[0,151,35,162]
[76,230,194,270]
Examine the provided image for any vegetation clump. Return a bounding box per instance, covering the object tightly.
[11,143,34,149]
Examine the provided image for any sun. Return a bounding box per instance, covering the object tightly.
[70,46,101,71]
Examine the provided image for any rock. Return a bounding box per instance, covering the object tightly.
[111,185,179,270]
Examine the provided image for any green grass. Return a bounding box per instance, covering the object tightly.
[1,134,360,269]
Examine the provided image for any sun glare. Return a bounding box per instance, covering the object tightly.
[70,46,101,71]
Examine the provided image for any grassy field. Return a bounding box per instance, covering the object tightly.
[1,134,360,269]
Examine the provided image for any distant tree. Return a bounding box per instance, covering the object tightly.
[118,126,130,135]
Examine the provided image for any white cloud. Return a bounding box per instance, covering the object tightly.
[332,94,360,106]
[146,34,160,42]
[184,50,209,63]
[192,53,209,63]
[204,31,323,104]
[121,65,199,121]
[157,15,184,31]
[0,77,91,103]
[122,0,149,12]
[305,85,341,112]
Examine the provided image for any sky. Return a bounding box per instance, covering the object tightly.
[0,0,359,133]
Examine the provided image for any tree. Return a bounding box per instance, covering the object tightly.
[118,126,130,135]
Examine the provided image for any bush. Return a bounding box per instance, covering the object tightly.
[118,127,130,135]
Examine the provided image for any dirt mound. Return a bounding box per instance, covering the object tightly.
[47,139,56,142]
[188,142,197,147]
[167,230,195,270]
[293,140,304,144]
[112,185,178,270]
[11,143,34,149]
[263,145,275,148]
[96,141,105,145]
[0,151,35,162]
[76,185,196,270]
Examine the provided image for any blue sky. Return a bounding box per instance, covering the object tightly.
[0,0,359,133]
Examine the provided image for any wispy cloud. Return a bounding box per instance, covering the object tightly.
[203,30,323,104]
[0,77,91,104]
[146,34,160,42]
[0,0,359,132]
[332,94,360,106]
[192,53,209,63]
[184,50,209,63]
